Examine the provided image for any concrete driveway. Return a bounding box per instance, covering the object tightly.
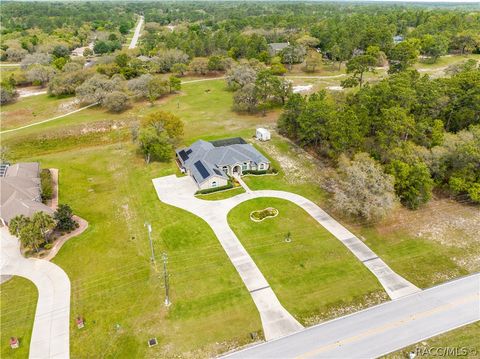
[1,227,70,359]
[152,175,420,339]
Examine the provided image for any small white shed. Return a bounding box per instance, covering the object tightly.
[256,128,271,141]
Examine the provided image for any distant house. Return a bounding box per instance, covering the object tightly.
[393,35,404,44]
[256,128,271,141]
[137,55,151,62]
[268,42,289,56]
[176,138,270,189]
[0,162,53,226]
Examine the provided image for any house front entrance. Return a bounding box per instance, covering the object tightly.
[232,165,242,176]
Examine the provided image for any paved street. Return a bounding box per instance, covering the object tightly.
[0,227,71,359]
[223,273,480,358]
[128,15,144,49]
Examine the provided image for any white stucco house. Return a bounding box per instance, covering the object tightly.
[176,138,270,189]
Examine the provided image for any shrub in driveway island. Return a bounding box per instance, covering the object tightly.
[250,207,279,222]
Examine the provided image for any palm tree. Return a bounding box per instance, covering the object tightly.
[8,215,29,237]
[32,211,55,243]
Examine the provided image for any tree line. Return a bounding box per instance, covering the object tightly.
[279,64,480,219]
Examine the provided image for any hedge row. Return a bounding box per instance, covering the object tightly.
[40,169,53,201]
[195,181,233,195]
[243,168,278,175]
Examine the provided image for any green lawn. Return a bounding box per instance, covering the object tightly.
[414,54,480,70]
[243,136,476,290]
[196,187,246,200]
[2,145,262,358]
[356,227,469,288]
[384,322,480,359]
[227,198,386,324]
[1,277,38,359]
[2,63,478,357]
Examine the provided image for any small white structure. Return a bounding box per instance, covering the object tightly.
[292,84,313,94]
[256,128,271,142]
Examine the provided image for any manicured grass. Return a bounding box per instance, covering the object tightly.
[1,277,37,359]
[196,187,245,200]
[384,322,480,359]
[2,144,262,357]
[356,227,469,288]
[228,198,386,324]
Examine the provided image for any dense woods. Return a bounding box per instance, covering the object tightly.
[279,66,480,209]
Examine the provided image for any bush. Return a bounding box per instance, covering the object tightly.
[54,204,77,232]
[250,207,279,221]
[40,169,53,201]
[0,85,18,105]
[195,181,233,195]
[243,168,277,175]
[103,91,130,113]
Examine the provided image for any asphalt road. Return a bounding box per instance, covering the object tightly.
[223,274,480,359]
[128,15,144,49]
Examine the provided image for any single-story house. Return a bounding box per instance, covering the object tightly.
[176,138,270,189]
[0,162,53,226]
[268,42,289,56]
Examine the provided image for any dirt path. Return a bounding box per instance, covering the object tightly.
[0,102,99,134]
[17,87,48,98]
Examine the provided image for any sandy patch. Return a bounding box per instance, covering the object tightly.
[254,136,324,185]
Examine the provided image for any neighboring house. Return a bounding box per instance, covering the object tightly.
[176,138,270,189]
[0,162,53,226]
[393,35,404,44]
[137,55,151,62]
[268,42,289,56]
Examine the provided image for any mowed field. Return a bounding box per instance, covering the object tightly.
[1,54,479,357]
[228,198,386,325]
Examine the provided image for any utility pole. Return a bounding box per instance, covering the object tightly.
[162,253,171,307]
[145,222,155,264]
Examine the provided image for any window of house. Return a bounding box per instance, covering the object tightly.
[242,162,248,170]
[222,166,228,174]
[259,163,264,170]
[212,181,217,188]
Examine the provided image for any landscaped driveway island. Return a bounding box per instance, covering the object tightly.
[152,175,420,340]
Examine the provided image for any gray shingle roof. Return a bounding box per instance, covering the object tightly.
[176,139,269,184]
[0,162,53,224]
[268,43,289,52]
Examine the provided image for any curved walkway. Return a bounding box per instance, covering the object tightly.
[0,227,70,359]
[152,175,420,338]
